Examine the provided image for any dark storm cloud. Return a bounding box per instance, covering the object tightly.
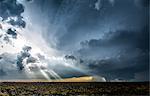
[86,52,149,80]
[140,0,149,7]
[134,0,149,7]
[26,0,148,51]
[0,28,18,46]
[79,26,149,80]
[7,17,26,28]
[81,26,149,51]
[7,28,17,39]
[22,0,149,80]
[16,46,32,70]
[65,55,77,60]
[52,0,148,52]
[25,0,33,2]
[0,0,26,27]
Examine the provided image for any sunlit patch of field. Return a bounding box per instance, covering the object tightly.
[0,76,104,82]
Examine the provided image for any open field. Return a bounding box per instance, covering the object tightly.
[0,82,149,96]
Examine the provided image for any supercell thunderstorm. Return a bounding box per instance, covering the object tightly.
[0,0,148,81]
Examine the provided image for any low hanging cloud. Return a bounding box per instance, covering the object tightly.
[80,26,149,52]
[78,26,149,80]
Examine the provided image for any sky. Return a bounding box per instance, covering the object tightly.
[0,0,149,81]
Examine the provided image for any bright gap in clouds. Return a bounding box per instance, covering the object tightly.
[0,20,85,80]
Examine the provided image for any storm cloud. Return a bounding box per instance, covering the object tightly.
[16,46,32,70]
[80,26,149,51]
[78,26,149,81]
[20,0,149,81]
[0,0,26,27]
[0,0,149,81]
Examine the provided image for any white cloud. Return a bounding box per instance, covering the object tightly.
[95,0,102,11]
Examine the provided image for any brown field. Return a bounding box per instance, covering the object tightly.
[0,81,149,96]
